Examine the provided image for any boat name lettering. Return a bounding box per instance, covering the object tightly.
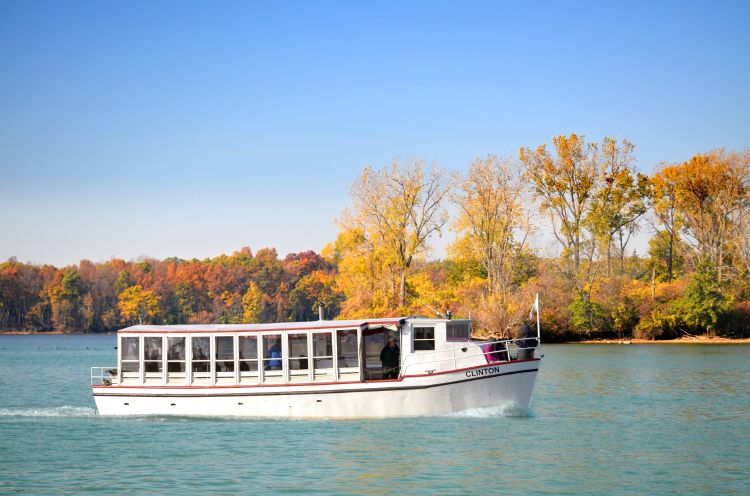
[465,366,502,378]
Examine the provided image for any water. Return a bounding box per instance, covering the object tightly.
[1,336,748,495]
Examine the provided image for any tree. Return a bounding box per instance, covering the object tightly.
[449,155,535,336]
[49,268,83,331]
[675,150,750,282]
[520,133,600,275]
[288,270,344,321]
[651,164,683,282]
[241,282,265,323]
[451,155,531,296]
[588,138,649,276]
[679,261,733,335]
[348,159,450,308]
[118,285,161,325]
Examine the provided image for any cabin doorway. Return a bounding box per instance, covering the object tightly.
[361,327,400,381]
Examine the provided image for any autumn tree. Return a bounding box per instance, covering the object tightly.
[241,281,265,323]
[451,155,531,294]
[118,285,161,325]
[678,150,750,283]
[588,138,649,276]
[651,164,683,282]
[520,133,600,275]
[348,159,450,308]
[449,155,534,336]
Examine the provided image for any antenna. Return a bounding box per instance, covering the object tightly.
[404,288,446,318]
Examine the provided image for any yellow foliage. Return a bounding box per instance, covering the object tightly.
[118,285,161,325]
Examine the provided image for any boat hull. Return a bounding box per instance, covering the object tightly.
[92,359,540,418]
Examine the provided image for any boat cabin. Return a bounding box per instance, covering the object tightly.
[114,317,476,386]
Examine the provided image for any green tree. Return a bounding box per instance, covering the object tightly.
[679,261,733,334]
[49,268,83,331]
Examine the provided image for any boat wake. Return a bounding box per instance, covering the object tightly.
[451,403,532,418]
[0,406,97,418]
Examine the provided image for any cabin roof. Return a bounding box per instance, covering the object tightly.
[118,317,410,334]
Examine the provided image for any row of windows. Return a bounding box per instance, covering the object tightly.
[119,324,463,384]
[120,330,361,383]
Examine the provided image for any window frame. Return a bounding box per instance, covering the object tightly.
[446,322,471,341]
[335,328,359,381]
[287,331,311,382]
[238,334,260,384]
[166,335,187,385]
[214,334,236,384]
[119,335,142,383]
[143,335,165,384]
[413,326,436,351]
[260,332,285,383]
[311,330,334,381]
[189,335,212,385]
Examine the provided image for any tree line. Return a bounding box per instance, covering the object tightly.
[2,134,749,340]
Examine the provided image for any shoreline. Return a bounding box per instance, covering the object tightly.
[0,330,74,335]
[571,336,750,344]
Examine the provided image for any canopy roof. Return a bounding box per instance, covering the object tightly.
[118,317,411,334]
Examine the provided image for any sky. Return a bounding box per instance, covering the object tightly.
[1,0,749,267]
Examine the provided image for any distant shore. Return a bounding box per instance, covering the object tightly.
[573,336,750,344]
[0,330,68,335]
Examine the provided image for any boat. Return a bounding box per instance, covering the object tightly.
[91,300,542,418]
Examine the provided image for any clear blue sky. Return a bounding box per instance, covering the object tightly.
[1,0,748,266]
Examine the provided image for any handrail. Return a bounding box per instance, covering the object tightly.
[400,337,539,377]
[91,366,118,386]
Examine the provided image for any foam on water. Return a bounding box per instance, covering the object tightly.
[451,402,531,418]
[0,406,97,418]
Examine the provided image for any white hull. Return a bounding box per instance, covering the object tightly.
[93,360,540,418]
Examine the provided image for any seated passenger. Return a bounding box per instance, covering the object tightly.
[297,354,308,370]
[267,338,282,370]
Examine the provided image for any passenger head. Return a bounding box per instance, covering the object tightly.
[388,338,396,348]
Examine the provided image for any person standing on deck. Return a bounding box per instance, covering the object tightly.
[380,337,400,379]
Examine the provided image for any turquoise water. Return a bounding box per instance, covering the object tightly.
[1,336,748,495]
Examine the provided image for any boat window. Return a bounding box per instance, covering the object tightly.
[336,329,358,368]
[239,336,259,372]
[191,336,210,373]
[413,327,435,351]
[144,337,163,373]
[215,336,234,373]
[288,333,309,371]
[447,322,470,341]
[214,336,234,382]
[262,334,283,371]
[167,337,186,372]
[121,337,140,372]
[312,332,334,380]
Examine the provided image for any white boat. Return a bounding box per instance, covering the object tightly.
[91,307,542,418]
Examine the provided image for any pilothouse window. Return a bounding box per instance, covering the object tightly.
[413,327,435,351]
[447,322,470,340]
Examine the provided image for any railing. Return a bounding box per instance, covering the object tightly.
[400,337,539,377]
[91,366,119,386]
